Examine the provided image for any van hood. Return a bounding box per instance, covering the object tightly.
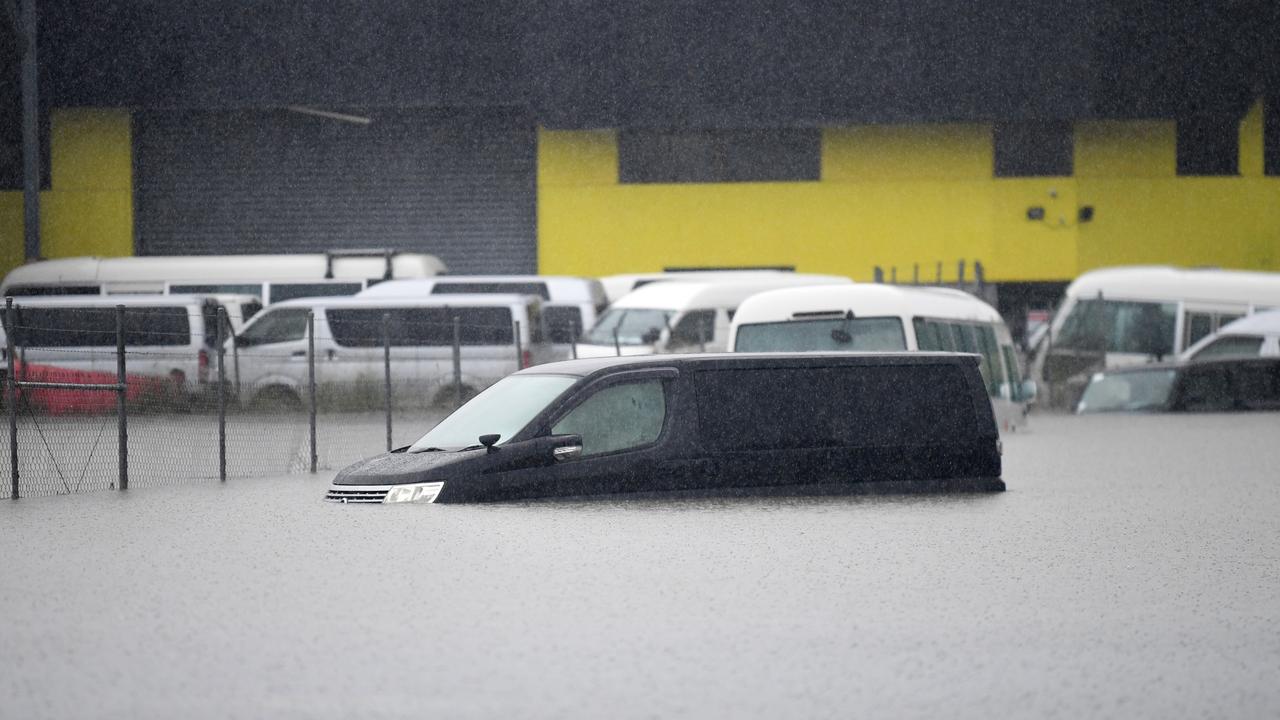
[334,448,483,486]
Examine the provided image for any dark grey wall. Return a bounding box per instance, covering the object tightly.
[29,0,1279,126]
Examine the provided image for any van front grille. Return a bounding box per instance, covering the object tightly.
[325,485,390,504]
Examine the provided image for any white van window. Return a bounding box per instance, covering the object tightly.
[544,306,582,344]
[14,307,190,347]
[238,308,311,347]
[1056,299,1177,355]
[431,281,550,299]
[1191,335,1264,360]
[552,380,667,456]
[269,283,363,303]
[668,310,717,350]
[6,285,102,297]
[170,283,262,296]
[585,308,674,346]
[735,317,905,352]
[326,307,515,347]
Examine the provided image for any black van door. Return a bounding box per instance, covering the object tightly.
[487,369,693,499]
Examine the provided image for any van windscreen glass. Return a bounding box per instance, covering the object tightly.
[237,308,311,347]
[327,307,514,347]
[734,318,905,352]
[410,374,577,451]
[1055,299,1177,356]
[431,282,550,300]
[13,306,191,347]
[583,308,674,346]
[694,364,978,450]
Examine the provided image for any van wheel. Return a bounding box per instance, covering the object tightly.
[250,386,303,413]
[432,384,476,408]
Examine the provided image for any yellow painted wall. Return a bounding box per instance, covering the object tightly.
[539,101,1280,282]
[0,108,134,279]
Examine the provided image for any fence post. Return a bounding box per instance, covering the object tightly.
[231,323,241,400]
[382,312,392,452]
[217,306,227,483]
[514,320,523,370]
[6,298,18,499]
[873,266,884,283]
[452,316,462,407]
[913,263,920,285]
[957,259,966,286]
[890,266,897,284]
[116,305,128,491]
[935,261,943,284]
[307,310,317,474]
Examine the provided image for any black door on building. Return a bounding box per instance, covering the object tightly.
[132,107,536,274]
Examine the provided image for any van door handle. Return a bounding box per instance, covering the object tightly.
[291,350,306,358]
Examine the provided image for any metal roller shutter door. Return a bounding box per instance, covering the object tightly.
[133,108,536,274]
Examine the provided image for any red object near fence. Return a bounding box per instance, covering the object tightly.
[9,360,176,415]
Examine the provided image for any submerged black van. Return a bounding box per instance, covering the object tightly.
[327,353,1004,503]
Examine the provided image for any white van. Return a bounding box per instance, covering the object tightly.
[1037,266,1280,406]
[728,284,1034,432]
[355,275,608,344]
[1180,309,1280,361]
[232,294,562,408]
[4,295,237,393]
[0,250,446,304]
[577,275,852,358]
[600,269,794,304]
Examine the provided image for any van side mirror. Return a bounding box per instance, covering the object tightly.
[1019,379,1038,403]
[641,328,661,345]
[550,434,583,462]
[479,434,501,453]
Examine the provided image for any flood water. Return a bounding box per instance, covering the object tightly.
[1,413,1278,719]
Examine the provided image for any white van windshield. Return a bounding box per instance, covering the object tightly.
[409,375,577,451]
[735,318,906,352]
[584,308,674,346]
[1056,299,1177,356]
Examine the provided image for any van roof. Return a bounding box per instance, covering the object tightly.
[513,350,980,379]
[268,293,541,310]
[732,284,1002,325]
[600,270,795,302]
[1065,266,1280,306]
[0,253,446,289]
[610,276,853,310]
[358,276,604,303]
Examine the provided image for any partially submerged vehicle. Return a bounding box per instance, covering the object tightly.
[1036,266,1280,408]
[327,352,1004,504]
[1179,309,1280,361]
[727,283,1035,432]
[1076,356,1280,414]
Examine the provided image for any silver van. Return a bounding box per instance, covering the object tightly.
[232,294,563,407]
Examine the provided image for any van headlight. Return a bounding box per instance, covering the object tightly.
[383,482,444,504]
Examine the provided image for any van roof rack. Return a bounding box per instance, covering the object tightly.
[324,249,400,280]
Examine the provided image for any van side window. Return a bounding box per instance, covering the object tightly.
[1233,362,1280,411]
[695,365,979,451]
[6,285,102,297]
[973,325,1005,397]
[913,318,957,352]
[544,306,583,344]
[1175,366,1234,412]
[268,283,363,304]
[1001,344,1024,397]
[170,283,263,296]
[1191,335,1264,360]
[668,310,717,349]
[12,307,190,347]
[238,308,311,347]
[326,308,514,346]
[551,380,667,456]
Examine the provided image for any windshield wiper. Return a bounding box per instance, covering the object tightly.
[412,447,446,453]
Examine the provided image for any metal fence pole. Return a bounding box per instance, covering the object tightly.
[116,305,128,491]
[6,298,19,499]
[514,320,523,370]
[216,306,227,483]
[231,326,241,400]
[307,310,317,474]
[382,312,392,452]
[452,316,462,407]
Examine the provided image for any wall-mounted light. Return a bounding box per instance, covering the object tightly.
[1026,206,1045,221]
[1078,206,1095,222]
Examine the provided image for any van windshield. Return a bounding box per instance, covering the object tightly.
[409,375,578,451]
[584,308,675,346]
[734,318,906,352]
[1055,299,1177,356]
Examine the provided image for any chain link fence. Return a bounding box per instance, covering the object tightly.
[0,301,565,499]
